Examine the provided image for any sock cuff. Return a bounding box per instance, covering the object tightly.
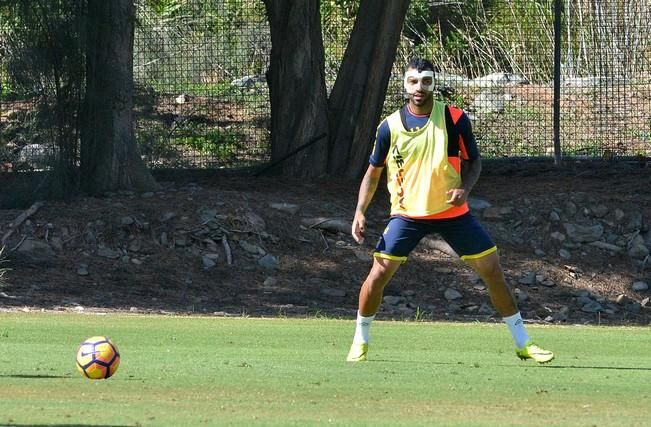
[357,312,376,322]
[502,312,522,323]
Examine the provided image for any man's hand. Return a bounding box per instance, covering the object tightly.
[352,164,383,245]
[351,211,366,244]
[446,188,467,206]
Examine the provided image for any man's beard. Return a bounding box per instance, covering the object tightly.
[410,91,432,106]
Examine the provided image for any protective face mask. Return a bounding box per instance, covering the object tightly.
[404,70,435,94]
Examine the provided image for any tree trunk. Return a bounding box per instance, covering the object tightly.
[263,0,330,177]
[327,0,411,179]
[81,0,158,195]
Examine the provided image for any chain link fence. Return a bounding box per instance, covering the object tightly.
[1,0,650,183]
[389,0,651,160]
[0,1,85,207]
[133,0,270,169]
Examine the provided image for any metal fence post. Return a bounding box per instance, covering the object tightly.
[553,0,562,165]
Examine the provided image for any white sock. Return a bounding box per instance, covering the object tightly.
[503,312,530,349]
[352,312,375,344]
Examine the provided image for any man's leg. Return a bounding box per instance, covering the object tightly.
[347,257,402,362]
[463,251,516,317]
[359,257,402,316]
[465,251,554,363]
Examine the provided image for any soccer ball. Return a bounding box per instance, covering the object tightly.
[75,336,121,379]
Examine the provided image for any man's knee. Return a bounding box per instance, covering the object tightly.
[366,258,400,285]
[468,252,503,279]
[367,267,392,284]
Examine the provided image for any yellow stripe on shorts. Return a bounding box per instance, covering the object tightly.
[373,252,408,263]
[460,245,497,261]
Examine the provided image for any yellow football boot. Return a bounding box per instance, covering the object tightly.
[346,342,368,362]
[516,341,555,364]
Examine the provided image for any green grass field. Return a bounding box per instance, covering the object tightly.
[0,313,649,426]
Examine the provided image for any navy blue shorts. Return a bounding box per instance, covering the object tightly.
[374,212,496,262]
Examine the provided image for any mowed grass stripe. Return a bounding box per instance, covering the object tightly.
[0,314,649,426]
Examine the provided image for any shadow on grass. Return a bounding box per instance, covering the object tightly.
[366,361,651,371]
[539,364,651,371]
[6,425,134,427]
[0,374,73,379]
[1,374,149,381]
[362,359,463,365]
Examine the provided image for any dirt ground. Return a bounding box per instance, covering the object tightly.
[0,161,650,326]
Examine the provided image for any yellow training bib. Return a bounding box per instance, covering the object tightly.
[385,101,462,217]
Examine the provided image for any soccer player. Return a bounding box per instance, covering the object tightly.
[346,58,554,364]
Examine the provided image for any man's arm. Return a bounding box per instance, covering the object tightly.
[352,164,384,243]
[461,156,482,194]
[446,156,482,206]
[447,109,481,206]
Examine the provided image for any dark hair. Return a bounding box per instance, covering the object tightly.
[406,58,435,73]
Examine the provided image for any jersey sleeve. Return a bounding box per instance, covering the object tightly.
[455,112,479,161]
[369,119,391,166]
